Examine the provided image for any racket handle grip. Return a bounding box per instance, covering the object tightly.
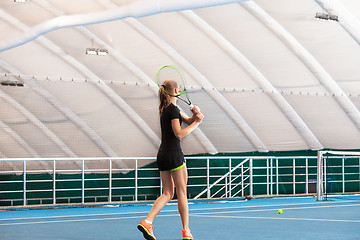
[189,104,194,109]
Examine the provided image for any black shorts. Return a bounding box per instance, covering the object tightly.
[156,150,185,171]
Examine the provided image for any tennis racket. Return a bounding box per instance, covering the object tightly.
[155,65,193,108]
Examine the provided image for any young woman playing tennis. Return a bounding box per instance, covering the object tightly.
[137,80,204,240]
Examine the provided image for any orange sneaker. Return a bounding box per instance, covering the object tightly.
[137,220,156,240]
[182,229,193,240]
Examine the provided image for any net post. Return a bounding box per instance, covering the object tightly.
[342,156,345,193]
[305,158,309,194]
[293,158,296,195]
[229,158,232,198]
[109,159,112,203]
[135,159,138,201]
[206,158,210,199]
[82,159,85,204]
[276,158,279,195]
[250,158,253,198]
[317,151,324,201]
[53,159,56,205]
[266,158,269,195]
[324,156,327,199]
[270,158,273,196]
[23,160,27,206]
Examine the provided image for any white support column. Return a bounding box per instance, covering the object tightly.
[317,151,324,201]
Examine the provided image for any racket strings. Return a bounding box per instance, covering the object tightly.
[177,95,191,106]
[156,65,192,107]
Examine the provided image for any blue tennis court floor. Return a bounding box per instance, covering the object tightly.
[1,195,359,239]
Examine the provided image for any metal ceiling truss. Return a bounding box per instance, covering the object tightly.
[0,87,77,157]
[1,62,119,159]
[0,7,159,161]
[243,1,360,132]
[0,119,41,158]
[96,1,218,154]
[0,0,249,52]
[121,16,267,152]
[0,116,49,169]
[80,27,218,154]
[180,10,323,150]
[0,10,120,158]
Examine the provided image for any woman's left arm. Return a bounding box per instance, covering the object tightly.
[180,106,200,125]
[180,112,195,125]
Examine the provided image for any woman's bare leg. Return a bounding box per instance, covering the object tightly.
[145,171,174,223]
[171,165,189,230]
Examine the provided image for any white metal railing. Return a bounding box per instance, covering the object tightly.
[0,154,359,207]
[193,158,251,199]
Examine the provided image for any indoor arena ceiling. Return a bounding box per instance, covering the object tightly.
[1,0,360,160]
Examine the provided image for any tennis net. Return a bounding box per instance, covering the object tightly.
[317,150,360,200]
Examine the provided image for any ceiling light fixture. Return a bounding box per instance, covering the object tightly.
[97,49,108,56]
[85,48,98,55]
[14,0,27,3]
[315,13,339,21]
[1,74,24,87]
[1,80,24,87]
[86,39,108,56]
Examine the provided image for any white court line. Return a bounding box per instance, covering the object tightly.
[1,200,359,223]
[189,199,360,212]
[0,213,180,226]
[191,214,360,223]
[190,203,360,215]
[0,210,146,222]
[2,202,360,226]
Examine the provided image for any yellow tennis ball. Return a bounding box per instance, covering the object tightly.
[278,209,283,214]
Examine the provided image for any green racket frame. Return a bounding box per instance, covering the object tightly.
[155,65,193,107]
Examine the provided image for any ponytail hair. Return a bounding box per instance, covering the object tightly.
[158,80,178,115]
